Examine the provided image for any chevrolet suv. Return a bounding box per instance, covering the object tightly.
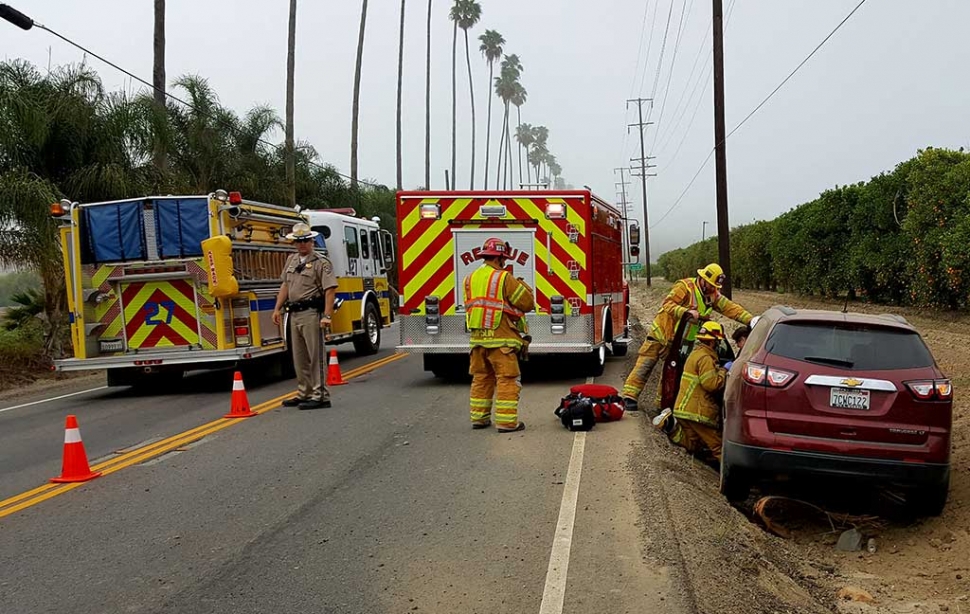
[712,307,953,516]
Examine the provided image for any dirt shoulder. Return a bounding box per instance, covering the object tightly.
[626,280,970,613]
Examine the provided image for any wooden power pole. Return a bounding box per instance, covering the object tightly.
[712,0,732,298]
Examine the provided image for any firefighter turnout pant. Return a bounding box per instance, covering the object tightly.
[621,338,669,404]
[670,419,722,462]
[469,346,522,430]
[289,309,328,402]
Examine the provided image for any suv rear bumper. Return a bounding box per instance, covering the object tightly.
[723,440,950,487]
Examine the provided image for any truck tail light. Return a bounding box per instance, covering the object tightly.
[743,363,797,388]
[906,379,952,401]
[550,295,565,334]
[420,204,441,220]
[545,203,566,219]
[425,296,440,334]
[231,299,252,347]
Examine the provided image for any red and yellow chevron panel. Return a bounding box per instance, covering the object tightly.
[122,279,202,349]
[397,195,591,316]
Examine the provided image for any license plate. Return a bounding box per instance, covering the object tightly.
[830,387,870,410]
[99,339,124,353]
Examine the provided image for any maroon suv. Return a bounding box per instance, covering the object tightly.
[661,306,953,516]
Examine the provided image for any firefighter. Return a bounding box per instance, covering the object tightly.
[621,262,753,412]
[272,223,339,410]
[653,321,727,461]
[463,238,535,433]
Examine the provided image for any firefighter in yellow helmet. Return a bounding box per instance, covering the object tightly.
[653,321,727,461]
[621,262,752,412]
[463,238,535,432]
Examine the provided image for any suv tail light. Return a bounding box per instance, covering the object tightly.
[743,362,797,388]
[905,379,952,401]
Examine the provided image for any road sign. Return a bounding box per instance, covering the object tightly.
[627,263,644,272]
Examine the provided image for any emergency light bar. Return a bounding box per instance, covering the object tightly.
[545,203,566,219]
[420,204,441,220]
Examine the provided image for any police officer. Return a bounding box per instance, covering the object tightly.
[272,223,338,410]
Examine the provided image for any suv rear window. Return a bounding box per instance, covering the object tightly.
[765,322,934,371]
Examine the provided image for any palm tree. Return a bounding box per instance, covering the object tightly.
[153,0,166,171]
[515,122,534,185]
[448,1,459,189]
[285,0,297,206]
[479,29,504,189]
[454,0,481,189]
[396,0,406,191]
[493,71,516,189]
[498,54,522,188]
[350,0,369,187]
[510,83,527,188]
[424,0,432,189]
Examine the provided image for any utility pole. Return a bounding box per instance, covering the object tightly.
[614,167,632,281]
[702,220,708,241]
[712,0,732,297]
[627,97,654,286]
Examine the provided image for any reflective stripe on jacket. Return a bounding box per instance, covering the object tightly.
[673,343,726,428]
[463,263,535,349]
[648,277,753,344]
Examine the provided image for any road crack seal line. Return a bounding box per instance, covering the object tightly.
[0,353,409,520]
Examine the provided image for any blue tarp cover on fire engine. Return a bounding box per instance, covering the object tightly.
[155,197,208,258]
[85,200,146,262]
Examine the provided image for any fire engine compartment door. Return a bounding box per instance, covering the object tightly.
[120,278,202,350]
[453,228,536,312]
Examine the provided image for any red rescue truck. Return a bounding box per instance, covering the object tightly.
[396,190,632,377]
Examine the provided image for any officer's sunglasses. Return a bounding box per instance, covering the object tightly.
[294,237,313,243]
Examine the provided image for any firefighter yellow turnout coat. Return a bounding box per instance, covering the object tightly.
[673,342,726,428]
[651,277,753,345]
[463,262,535,430]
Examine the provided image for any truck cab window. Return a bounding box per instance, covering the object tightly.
[345,226,359,259]
[360,228,369,259]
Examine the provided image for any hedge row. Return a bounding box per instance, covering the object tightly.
[656,148,970,310]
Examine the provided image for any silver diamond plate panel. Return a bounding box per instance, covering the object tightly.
[398,314,595,354]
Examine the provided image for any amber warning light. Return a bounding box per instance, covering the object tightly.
[50,200,69,217]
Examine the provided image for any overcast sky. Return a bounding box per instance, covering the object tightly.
[2,1,968,257]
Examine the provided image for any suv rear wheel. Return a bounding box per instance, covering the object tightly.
[909,473,949,517]
[719,458,751,503]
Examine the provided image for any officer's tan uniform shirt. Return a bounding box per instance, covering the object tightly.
[281,252,339,301]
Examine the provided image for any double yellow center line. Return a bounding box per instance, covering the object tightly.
[0,352,407,520]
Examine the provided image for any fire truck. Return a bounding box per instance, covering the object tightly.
[396,190,632,377]
[51,190,395,387]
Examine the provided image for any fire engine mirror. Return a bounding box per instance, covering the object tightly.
[629,224,641,246]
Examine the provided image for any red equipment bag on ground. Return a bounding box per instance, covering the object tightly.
[559,384,624,423]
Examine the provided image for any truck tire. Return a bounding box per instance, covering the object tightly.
[353,302,382,356]
[586,345,606,377]
[611,341,629,357]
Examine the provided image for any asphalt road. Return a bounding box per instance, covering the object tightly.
[0,334,684,614]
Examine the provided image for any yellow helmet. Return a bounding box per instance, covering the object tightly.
[695,321,724,342]
[697,263,725,289]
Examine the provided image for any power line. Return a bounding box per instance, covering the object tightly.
[629,0,654,98]
[651,0,869,229]
[648,0,677,100]
[649,0,692,152]
[635,0,662,97]
[6,8,385,190]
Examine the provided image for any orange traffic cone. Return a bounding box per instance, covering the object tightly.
[326,349,347,386]
[223,371,258,419]
[51,415,102,483]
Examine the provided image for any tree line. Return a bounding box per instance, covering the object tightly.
[657,147,970,311]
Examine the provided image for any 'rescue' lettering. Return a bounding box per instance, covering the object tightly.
[460,249,529,266]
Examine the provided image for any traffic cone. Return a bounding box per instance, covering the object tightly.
[51,415,102,483]
[223,371,258,419]
[326,349,347,386]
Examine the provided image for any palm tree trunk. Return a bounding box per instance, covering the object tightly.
[495,104,505,189]
[505,108,513,189]
[515,106,523,188]
[351,0,369,187]
[424,0,432,189]
[525,144,531,184]
[463,29,475,189]
[285,0,297,207]
[483,62,493,189]
[450,20,457,189]
[153,0,166,171]
[396,0,406,191]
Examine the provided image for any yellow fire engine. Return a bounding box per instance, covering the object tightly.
[52,190,394,387]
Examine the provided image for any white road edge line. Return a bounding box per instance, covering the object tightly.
[0,386,109,414]
[538,375,593,614]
